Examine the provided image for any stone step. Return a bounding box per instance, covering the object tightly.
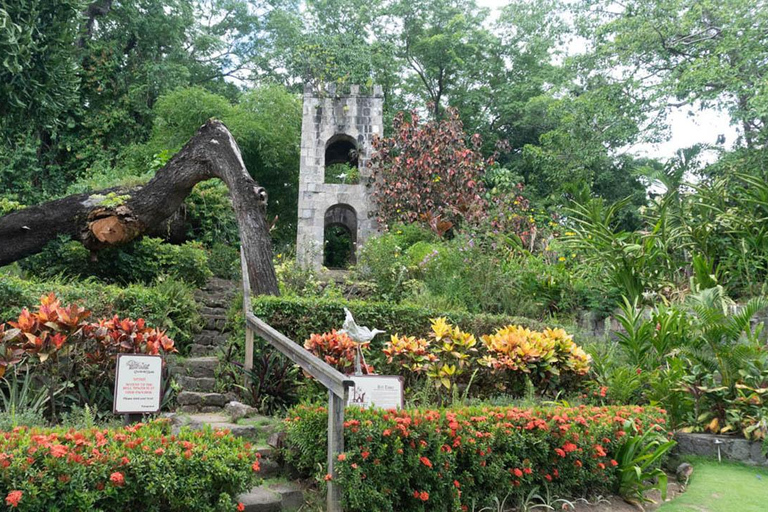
[178,405,227,414]
[204,316,228,331]
[180,413,264,442]
[267,482,305,511]
[237,487,282,512]
[175,356,218,378]
[196,296,230,309]
[194,330,229,346]
[201,306,228,318]
[189,344,219,357]
[237,482,305,512]
[201,278,238,293]
[176,376,216,392]
[177,391,229,408]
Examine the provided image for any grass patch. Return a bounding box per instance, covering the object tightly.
[660,457,768,512]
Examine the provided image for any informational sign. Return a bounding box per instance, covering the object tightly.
[347,376,403,410]
[113,354,163,414]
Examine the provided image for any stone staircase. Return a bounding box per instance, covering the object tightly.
[172,278,237,413]
[169,278,310,510]
[169,411,306,511]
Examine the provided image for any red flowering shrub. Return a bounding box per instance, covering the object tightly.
[303,330,374,374]
[0,294,176,371]
[283,404,669,511]
[87,315,177,362]
[0,293,91,374]
[0,419,261,511]
[0,294,177,416]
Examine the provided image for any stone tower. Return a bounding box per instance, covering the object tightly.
[296,83,383,269]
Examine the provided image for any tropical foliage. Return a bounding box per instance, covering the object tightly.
[284,403,669,511]
[0,294,177,420]
[0,418,262,511]
[304,318,589,403]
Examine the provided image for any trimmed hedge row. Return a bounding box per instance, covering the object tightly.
[283,404,669,511]
[252,295,545,348]
[0,275,201,347]
[0,419,261,511]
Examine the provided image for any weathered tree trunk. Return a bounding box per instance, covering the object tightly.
[0,120,279,296]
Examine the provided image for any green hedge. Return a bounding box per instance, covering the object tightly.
[0,419,261,511]
[0,275,201,347]
[252,295,545,347]
[284,404,670,511]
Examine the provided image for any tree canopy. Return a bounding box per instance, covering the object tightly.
[1,0,765,243]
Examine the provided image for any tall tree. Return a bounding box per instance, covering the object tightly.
[0,0,265,202]
[0,1,81,138]
[0,0,83,199]
[383,0,497,120]
[70,0,262,163]
[580,0,768,147]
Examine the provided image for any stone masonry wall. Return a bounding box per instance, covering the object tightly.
[296,83,383,269]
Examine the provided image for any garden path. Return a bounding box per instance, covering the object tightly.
[172,277,237,413]
[167,278,309,511]
[168,410,307,511]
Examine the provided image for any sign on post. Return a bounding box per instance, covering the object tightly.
[347,375,403,409]
[113,354,163,414]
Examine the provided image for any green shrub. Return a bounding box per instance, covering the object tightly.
[357,227,606,319]
[356,225,437,300]
[0,198,24,215]
[252,295,544,350]
[0,410,45,431]
[185,181,240,249]
[0,419,262,511]
[19,236,211,287]
[274,257,325,297]
[207,242,241,280]
[283,404,670,511]
[0,275,201,348]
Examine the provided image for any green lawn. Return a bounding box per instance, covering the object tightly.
[659,458,768,512]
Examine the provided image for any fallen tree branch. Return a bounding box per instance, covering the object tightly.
[0,120,279,296]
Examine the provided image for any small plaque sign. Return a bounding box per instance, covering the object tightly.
[113,354,163,414]
[347,376,403,410]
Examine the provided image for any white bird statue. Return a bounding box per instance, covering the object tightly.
[339,308,385,375]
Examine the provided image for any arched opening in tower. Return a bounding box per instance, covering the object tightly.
[324,134,360,184]
[323,204,357,268]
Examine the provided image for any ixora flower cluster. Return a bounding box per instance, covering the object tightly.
[0,293,177,376]
[284,404,668,511]
[0,419,261,511]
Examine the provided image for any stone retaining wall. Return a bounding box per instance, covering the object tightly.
[674,432,768,466]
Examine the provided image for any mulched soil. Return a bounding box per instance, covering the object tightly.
[570,482,686,512]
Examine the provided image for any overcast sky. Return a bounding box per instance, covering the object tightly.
[475,0,738,160]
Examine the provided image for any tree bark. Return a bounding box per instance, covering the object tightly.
[0,120,279,296]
